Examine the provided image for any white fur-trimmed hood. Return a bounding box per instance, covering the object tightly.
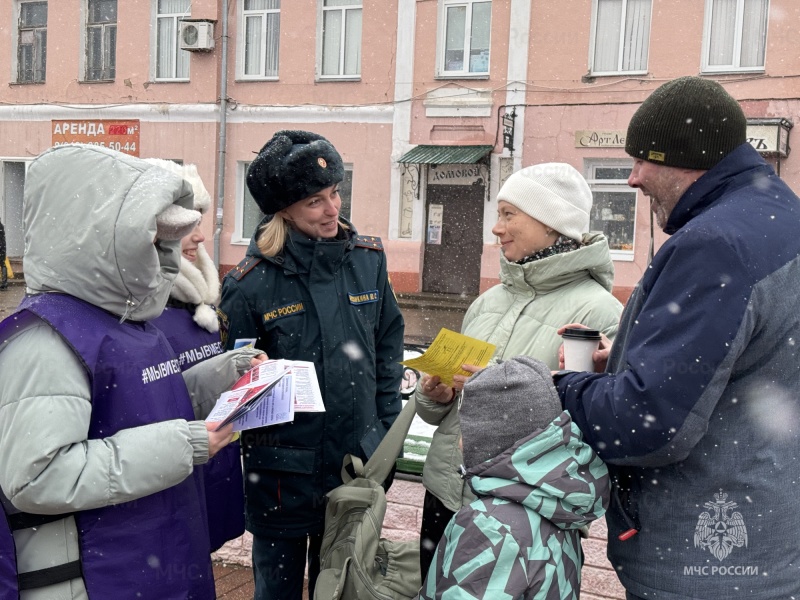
[170,243,220,332]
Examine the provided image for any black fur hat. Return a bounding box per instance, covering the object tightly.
[246,130,345,215]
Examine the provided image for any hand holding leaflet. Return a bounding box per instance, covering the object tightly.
[206,361,289,430]
[400,328,496,386]
[205,359,325,432]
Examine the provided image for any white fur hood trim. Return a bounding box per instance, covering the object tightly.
[170,243,221,332]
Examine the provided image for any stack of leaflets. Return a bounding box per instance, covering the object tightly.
[206,359,325,432]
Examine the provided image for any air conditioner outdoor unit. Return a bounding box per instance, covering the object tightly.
[179,21,215,52]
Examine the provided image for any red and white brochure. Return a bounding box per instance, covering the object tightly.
[206,359,324,431]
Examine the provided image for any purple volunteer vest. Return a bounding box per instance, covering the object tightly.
[0,294,215,599]
[151,305,245,552]
[0,503,16,600]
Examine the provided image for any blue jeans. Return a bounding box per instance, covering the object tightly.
[252,534,322,600]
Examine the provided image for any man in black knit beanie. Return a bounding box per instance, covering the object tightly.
[554,75,800,600]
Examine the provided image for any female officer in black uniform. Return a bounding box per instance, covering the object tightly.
[218,130,404,600]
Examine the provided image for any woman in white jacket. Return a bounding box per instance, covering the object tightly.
[415,163,623,577]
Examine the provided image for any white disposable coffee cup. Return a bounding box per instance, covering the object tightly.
[561,328,601,372]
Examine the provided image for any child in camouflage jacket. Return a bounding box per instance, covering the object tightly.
[416,356,610,600]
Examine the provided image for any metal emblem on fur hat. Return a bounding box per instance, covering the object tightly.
[246,130,345,215]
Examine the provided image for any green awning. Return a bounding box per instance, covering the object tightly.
[397,144,493,165]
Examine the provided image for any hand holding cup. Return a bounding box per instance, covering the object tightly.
[557,324,611,372]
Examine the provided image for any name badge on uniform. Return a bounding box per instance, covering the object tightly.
[263,301,305,323]
[348,290,379,305]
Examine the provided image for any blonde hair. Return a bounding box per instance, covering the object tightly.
[256,213,291,257]
[256,213,351,257]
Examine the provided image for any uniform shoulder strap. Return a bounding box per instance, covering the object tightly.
[227,256,263,281]
[353,235,384,251]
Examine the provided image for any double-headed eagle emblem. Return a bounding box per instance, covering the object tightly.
[694,489,748,561]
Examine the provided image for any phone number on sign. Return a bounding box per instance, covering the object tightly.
[54,141,137,153]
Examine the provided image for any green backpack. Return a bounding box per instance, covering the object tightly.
[314,399,422,600]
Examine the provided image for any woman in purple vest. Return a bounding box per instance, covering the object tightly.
[147,158,247,554]
[0,145,264,600]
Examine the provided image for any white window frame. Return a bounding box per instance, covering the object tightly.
[15,1,48,84]
[83,0,117,82]
[316,0,362,81]
[588,0,651,76]
[235,162,354,243]
[152,0,190,82]
[585,159,636,262]
[436,0,492,78]
[701,0,768,73]
[237,0,281,80]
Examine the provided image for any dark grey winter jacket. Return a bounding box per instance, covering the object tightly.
[557,143,800,599]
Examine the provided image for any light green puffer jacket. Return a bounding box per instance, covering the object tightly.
[415,232,622,511]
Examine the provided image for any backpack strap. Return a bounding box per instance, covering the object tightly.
[340,398,416,486]
[357,398,419,486]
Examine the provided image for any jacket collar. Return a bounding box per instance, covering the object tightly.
[499,232,616,294]
[664,143,772,235]
[246,215,358,274]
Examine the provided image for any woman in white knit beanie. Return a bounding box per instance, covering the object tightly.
[415,162,623,579]
[494,162,592,260]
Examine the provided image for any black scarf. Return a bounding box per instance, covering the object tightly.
[516,235,581,265]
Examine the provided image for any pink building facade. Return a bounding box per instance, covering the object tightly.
[2,3,795,598]
[0,0,797,302]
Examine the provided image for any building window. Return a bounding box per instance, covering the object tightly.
[17,1,47,83]
[590,0,650,75]
[156,0,190,80]
[86,0,117,81]
[339,165,353,221]
[319,0,362,79]
[237,163,353,241]
[437,0,491,77]
[586,161,636,259]
[240,164,265,242]
[241,0,280,79]
[702,0,768,72]
[1,162,28,259]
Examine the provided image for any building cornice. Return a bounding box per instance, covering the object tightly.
[0,103,394,124]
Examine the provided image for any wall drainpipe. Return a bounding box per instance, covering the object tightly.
[213,0,230,270]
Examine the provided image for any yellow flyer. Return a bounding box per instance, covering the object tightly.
[401,328,496,386]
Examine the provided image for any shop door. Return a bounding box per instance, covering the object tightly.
[421,183,483,295]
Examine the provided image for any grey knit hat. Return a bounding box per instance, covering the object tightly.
[625,76,747,170]
[246,130,345,215]
[460,356,563,468]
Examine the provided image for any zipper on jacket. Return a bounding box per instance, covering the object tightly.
[119,295,136,323]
